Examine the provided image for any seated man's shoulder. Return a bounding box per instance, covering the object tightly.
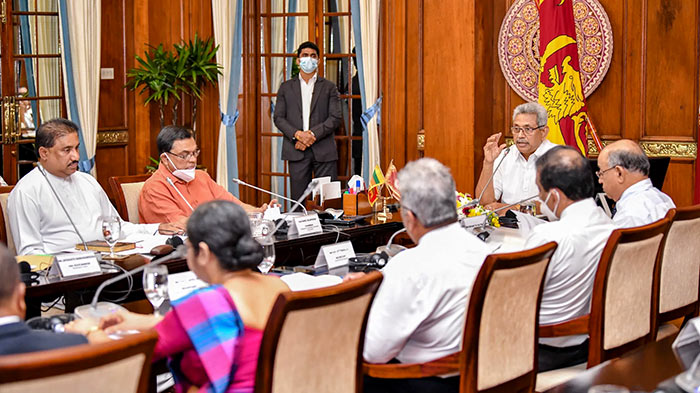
[0,323,87,355]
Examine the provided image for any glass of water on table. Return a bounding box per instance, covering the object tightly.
[143,264,169,316]
[257,235,276,275]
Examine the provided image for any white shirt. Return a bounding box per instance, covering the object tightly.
[300,73,317,131]
[613,178,675,228]
[8,167,159,255]
[0,315,21,327]
[493,139,557,204]
[524,198,614,347]
[363,222,492,364]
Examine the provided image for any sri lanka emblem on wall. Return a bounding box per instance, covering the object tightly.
[498,0,613,103]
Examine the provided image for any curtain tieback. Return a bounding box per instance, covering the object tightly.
[220,109,239,127]
[360,96,382,130]
[78,157,95,173]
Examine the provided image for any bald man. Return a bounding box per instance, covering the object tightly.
[597,139,675,228]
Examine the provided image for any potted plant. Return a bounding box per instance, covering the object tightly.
[126,33,223,131]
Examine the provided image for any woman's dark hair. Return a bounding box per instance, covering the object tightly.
[187,201,263,271]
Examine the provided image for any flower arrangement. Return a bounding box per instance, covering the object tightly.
[456,192,500,228]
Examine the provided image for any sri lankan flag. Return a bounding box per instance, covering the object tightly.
[384,160,401,201]
[367,165,385,206]
[537,0,595,156]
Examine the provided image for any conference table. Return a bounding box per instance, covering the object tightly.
[23,215,405,317]
[544,334,685,392]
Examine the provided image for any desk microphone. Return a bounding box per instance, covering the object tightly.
[37,163,89,251]
[471,146,512,208]
[90,245,186,309]
[166,177,195,212]
[232,178,307,214]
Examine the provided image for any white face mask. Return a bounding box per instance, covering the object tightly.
[164,154,195,183]
[299,57,318,74]
[538,190,560,221]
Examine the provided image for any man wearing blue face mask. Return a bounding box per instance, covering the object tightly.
[524,145,614,372]
[274,41,343,200]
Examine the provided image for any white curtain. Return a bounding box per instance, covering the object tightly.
[58,0,100,175]
[352,0,381,180]
[30,0,61,122]
[212,0,242,194]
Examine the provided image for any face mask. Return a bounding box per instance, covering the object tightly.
[299,57,318,74]
[538,190,560,221]
[164,154,195,183]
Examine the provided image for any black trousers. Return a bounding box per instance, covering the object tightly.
[363,375,460,393]
[288,149,338,200]
[538,340,589,372]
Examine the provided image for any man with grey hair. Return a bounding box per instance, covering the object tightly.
[475,102,557,210]
[362,158,492,393]
[597,139,675,228]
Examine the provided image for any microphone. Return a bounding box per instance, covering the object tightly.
[269,179,320,237]
[90,245,187,309]
[166,177,195,212]
[37,163,89,251]
[472,146,512,208]
[232,178,307,214]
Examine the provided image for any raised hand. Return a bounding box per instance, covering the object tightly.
[483,132,507,164]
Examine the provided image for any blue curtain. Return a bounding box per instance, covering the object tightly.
[18,0,39,127]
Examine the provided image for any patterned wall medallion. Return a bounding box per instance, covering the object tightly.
[498,0,613,102]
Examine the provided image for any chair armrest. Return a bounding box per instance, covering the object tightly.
[539,314,590,337]
[363,353,460,379]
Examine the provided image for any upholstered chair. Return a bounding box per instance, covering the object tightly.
[108,174,150,223]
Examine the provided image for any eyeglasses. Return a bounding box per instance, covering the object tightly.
[510,125,545,135]
[595,166,617,178]
[168,149,200,161]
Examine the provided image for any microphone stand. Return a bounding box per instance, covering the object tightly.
[232,178,307,214]
[470,146,512,208]
[269,179,320,237]
[90,245,186,309]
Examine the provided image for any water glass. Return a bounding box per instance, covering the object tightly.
[143,264,169,316]
[100,215,122,258]
[257,237,276,274]
[248,212,263,238]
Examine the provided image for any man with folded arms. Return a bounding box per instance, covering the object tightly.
[139,125,275,225]
[8,118,183,255]
[597,139,675,228]
[525,146,615,371]
[361,158,493,393]
[0,244,89,354]
[475,102,557,211]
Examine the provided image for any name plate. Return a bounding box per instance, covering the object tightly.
[168,271,209,301]
[291,213,323,237]
[314,241,356,269]
[52,252,101,278]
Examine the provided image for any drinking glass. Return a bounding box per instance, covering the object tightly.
[248,212,263,238]
[257,236,276,274]
[143,265,169,316]
[100,215,122,258]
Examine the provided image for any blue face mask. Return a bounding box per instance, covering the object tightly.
[299,57,318,74]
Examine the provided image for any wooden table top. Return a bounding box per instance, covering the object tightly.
[544,334,683,393]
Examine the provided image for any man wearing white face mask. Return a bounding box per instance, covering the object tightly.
[524,146,614,372]
[139,126,274,225]
[274,41,343,200]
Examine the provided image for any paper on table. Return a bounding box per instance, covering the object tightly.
[281,272,342,291]
[321,181,342,203]
[116,233,174,255]
[312,176,331,200]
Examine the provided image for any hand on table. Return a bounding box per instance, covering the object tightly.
[99,310,162,334]
[158,222,186,236]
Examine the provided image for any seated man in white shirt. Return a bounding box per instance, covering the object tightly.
[361,158,493,393]
[8,118,184,255]
[475,102,557,211]
[525,146,615,371]
[597,139,675,228]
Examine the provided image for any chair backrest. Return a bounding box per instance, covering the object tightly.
[108,174,150,223]
[658,206,700,323]
[588,217,671,366]
[0,330,158,393]
[461,242,557,393]
[0,185,15,254]
[255,271,383,393]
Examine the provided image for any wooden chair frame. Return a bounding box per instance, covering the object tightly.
[364,242,557,393]
[657,207,700,326]
[539,218,672,367]
[0,330,158,393]
[0,185,15,248]
[254,271,383,393]
[108,174,151,222]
